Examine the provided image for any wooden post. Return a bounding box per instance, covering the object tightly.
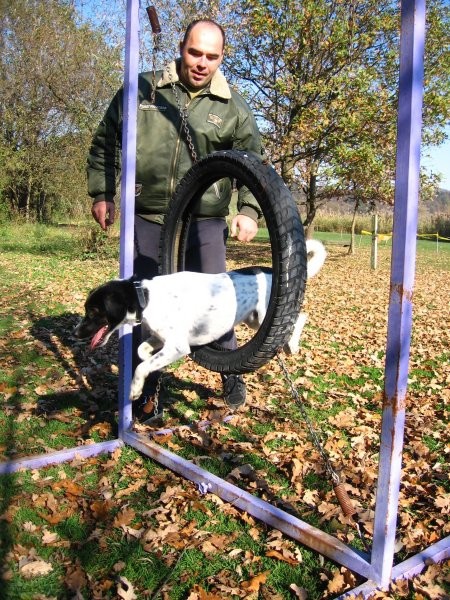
[371,213,378,269]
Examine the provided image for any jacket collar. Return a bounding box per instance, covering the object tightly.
[157,59,232,100]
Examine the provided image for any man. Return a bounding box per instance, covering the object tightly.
[87,19,264,416]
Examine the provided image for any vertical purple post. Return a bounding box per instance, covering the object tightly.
[371,0,425,586]
[118,0,140,436]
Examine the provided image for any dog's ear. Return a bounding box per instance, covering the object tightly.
[103,294,128,323]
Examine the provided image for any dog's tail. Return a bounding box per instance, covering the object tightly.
[306,239,327,279]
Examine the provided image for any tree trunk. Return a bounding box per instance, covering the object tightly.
[348,198,360,254]
[303,168,318,239]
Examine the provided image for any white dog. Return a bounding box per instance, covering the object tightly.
[74,240,326,400]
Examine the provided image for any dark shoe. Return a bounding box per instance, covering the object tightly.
[221,374,246,410]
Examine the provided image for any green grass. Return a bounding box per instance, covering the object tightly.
[0,222,448,599]
[255,225,450,255]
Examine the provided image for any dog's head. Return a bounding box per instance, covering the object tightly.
[74,280,137,349]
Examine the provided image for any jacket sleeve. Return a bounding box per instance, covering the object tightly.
[86,87,124,202]
[231,94,265,221]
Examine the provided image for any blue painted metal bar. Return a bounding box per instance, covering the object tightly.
[0,0,445,596]
[0,2,141,477]
[118,0,140,437]
[371,0,426,587]
[338,536,450,599]
[0,440,124,476]
[123,430,373,579]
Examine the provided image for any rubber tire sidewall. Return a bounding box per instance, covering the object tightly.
[160,150,307,374]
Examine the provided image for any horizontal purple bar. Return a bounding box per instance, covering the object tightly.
[124,430,372,579]
[337,536,450,599]
[0,439,124,475]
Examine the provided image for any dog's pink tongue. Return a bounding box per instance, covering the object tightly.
[90,326,108,350]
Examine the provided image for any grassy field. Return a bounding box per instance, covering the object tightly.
[0,223,449,599]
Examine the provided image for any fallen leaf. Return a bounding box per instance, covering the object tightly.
[266,549,300,565]
[20,560,53,578]
[241,571,269,592]
[42,529,59,545]
[65,563,87,592]
[113,507,136,528]
[289,583,308,599]
[117,575,137,599]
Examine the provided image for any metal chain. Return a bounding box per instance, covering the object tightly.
[151,373,162,417]
[167,68,198,163]
[150,40,158,105]
[276,351,371,552]
[276,352,341,485]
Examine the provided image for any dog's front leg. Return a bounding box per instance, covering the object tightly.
[138,337,163,361]
[129,344,188,400]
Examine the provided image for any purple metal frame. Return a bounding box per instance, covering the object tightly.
[1,0,448,597]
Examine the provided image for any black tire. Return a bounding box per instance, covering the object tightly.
[159,150,307,374]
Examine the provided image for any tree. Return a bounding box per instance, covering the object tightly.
[223,0,450,234]
[0,0,122,222]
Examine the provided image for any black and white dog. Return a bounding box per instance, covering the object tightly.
[74,240,326,400]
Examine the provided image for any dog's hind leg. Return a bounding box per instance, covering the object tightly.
[129,344,189,400]
[283,312,308,355]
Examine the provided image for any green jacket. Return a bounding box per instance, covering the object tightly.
[87,60,264,224]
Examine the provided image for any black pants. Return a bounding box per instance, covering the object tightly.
[133,216,237,373]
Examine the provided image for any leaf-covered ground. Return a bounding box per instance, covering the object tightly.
[0,229,448,599]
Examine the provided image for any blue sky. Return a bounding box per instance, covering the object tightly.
[422,126,450,190]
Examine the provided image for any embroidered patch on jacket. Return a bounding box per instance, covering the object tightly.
[207,113,223,128]
[135,184,143,196]
[139,100,166,111]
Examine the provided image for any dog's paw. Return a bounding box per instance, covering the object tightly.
[138,341,154,361]
[129,378,144,401]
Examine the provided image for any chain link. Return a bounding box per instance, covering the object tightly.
[150,29,162,106]
[276,352,341,485]
[276,351,371,552]
[150,45,157,105]
[152,373,162,417]
[167,68,198,163]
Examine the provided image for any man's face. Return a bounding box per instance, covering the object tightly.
[179,23,224,90]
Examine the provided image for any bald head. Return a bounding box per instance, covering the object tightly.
[179,20,225,90]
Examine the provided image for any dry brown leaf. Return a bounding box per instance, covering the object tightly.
[117,575,137,600]
[188,585,223,599]
[241,571,269,592]
[90,499,114,520]
[289,583,308,599]
[266,549,300,566]
[113,507,136,528]
[326,569,347,595]
[65,563,87,592]
[115,479,146,498]
[19,560,53,578]
[89,421,112,437]
[41,529,59,545]
[53,480,84,497]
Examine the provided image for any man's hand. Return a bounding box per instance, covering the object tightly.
[91,201,115,231]
[230,214,258,242]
